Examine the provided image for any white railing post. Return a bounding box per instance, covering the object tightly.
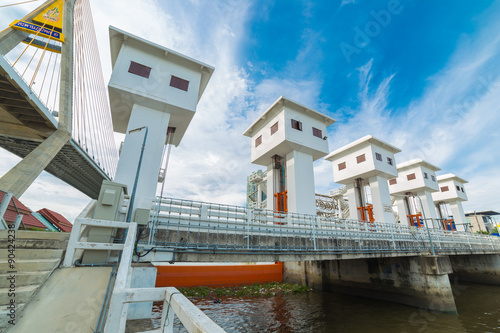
[0,192,13,230]
[200,204,208,221]
[62,218,83,267]
[245,209,253,249]
[161,298,175,333]
[312,216,319,251]
[391,226,396,250]
[104,223,137,333]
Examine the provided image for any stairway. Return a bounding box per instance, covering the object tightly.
[0,231,69,331]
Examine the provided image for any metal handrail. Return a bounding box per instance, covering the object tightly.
[145,196,500,256]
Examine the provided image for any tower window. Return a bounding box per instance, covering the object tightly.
[461,187,464,192]
[431,175,436,181]
[441,186,449,192]
[424,172,428,179]
[356,154,366,164]
[407,173,416,181]
[456,185,460,191]
[387,157,393,166]
[338,162,346,170]
[128,61,151,78]
[170,75,189,91]
[291,119,302,131]
[389,179,397,185]
[312,127,322,138]
[375,152,382,161]
[271,122,279,135]
[255,135,262,147]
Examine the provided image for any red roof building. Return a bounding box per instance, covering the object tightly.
[0,192,47,230]
[37,208,73,232]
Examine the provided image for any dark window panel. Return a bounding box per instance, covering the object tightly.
[271,122,279,135]
[170,75,190,91]
[128,61,151,78]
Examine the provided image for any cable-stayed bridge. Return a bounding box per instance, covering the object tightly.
[0,0,117,198]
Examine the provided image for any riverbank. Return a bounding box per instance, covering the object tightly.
[178,282,312,298]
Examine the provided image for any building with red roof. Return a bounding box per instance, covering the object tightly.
[0,192,48,230]
[0,192,72,232]
[37,208,73,232]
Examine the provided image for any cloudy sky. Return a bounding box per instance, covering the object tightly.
[1,0,500,221]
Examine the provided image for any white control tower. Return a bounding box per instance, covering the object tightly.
[108,26,214,218]
[243,96,335,215]
[432,174,469,231]
[389,159,441,227]
[325,136,401,223]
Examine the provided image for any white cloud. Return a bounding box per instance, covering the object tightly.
[326,13,500,213]
[2,0,498,224]
[340,0,357,7]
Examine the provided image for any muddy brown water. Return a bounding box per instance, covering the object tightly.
[146,282,500,332]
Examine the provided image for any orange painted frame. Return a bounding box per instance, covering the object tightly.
[155,263,284,288]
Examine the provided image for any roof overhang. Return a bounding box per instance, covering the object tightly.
[437,173,468,184]
[325,135,401,161]
[243,96,335,137]
[396,158,441,172]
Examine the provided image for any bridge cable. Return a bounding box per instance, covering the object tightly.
[0,0,41,8]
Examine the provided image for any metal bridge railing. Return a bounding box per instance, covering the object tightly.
[145,197,500,256]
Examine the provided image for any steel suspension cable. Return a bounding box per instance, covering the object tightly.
[0,0,42,9]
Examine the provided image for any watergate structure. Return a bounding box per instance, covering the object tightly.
[121,196,500,313]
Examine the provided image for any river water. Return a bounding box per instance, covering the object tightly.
[153,282,500,332]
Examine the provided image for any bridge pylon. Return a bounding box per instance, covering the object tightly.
[0,0,76,198]
[0,0,120,199]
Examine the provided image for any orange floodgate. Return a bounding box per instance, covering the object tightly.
[155,262,284,287]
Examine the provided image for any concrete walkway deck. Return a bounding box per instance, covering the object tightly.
[8,267,112,333]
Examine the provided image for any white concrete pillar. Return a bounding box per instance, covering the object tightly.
[395,198,409,225]
[369,175,395,223]
[345,183,362,220]
[450,201,467,232]
[285,150,316,215]
[417,191,438,228]
[115,104,171,213]
[257,182,263,208]
[266,164,274,210]
[127,263,157,319]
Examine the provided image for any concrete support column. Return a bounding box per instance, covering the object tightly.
[284,256,457,313]
[127,263,157,319]
[58,0,76,132]
[285,150,316,215]
[266,164,274,210]
[449,254,500,285]
[0,130,70,197]
[345,183,361,220]
[0,30,27,56]
[114,104,170,214]
[449,201,467,232]
[369,175,395,223]
[417,191,438,228]
[395,198,409,225]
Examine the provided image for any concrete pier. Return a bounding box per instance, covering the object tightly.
[449,254,500,285]
[284,256,457,313]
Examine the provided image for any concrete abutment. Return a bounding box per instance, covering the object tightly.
[284,256,457,313]
[449,254,500,285]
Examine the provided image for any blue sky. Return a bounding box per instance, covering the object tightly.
[1,0,499,220]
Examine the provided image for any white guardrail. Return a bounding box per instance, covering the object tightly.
[147,197,500,255]
[64,200,225,333]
